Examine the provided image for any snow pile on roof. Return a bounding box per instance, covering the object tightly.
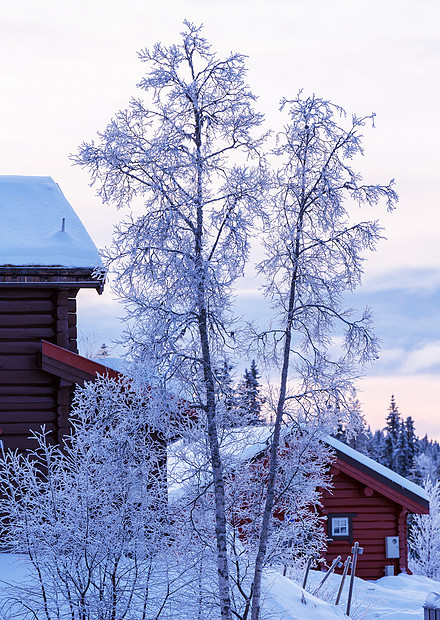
[0,176,101,268]
[326,434,428,502]
[91,357,126,374]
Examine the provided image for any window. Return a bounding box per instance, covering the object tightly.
[327,513,357,543]
[331,517,349,537]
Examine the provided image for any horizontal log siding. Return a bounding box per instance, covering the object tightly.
[0,287,78,450]
[322,470,402,580]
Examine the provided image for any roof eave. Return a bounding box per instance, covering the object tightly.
[333,447,429,514]
[40,340,121,384]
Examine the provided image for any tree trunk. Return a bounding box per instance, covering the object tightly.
[250,223,302,620]
[194,101,232,620]
[199,306,233,620]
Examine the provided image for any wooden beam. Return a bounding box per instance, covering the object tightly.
[0,327,55,339]
[0,422,57,435]
[0,300,55,313]
[0,411,57,423]
[0,370,55,385]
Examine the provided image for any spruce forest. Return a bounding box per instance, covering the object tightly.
[336,394,440,484]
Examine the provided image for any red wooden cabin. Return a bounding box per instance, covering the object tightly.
[323,435,428,580]
[207,427,429,581]
[0,176,105,449]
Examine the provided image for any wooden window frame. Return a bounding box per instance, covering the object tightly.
[327,513,357,543]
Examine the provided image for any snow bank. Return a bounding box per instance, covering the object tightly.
[0,553,439,619]
[0,176,101,268]
[304,568,440,619]
[262,570,346,619]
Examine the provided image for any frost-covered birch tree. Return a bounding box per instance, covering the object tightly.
[249,95,398,619]
[73,22,266,620]
[72,20,398,618]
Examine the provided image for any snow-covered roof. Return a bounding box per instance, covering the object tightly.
[325,434,428,504]
[0,176,101,268]
[168,425,428,509]
[235,427,428,505]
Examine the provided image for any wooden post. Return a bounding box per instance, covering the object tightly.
[302,556,313,590]
[313,556,342,596]
[335,555,351,606]
[346,542,363,617]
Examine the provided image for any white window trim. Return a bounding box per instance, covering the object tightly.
[331,516,349,537]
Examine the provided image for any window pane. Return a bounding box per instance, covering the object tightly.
[332,517,349,536]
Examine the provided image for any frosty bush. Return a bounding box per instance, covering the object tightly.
[0,376,173,620]
[409,479,440,580]
[167,423,331,618]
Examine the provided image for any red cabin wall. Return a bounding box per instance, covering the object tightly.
[0,287,79,450]
[322,469,408,580]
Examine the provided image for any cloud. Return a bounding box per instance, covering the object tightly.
[374,347,405,370]
[401,341,440,374]
[370,341,440,377]
[362,268,440,294]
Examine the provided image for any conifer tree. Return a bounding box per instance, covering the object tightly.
[215,361,237,426]
[395,422,410,477]
[405,416,419,457]
[403,416,419,478]
[383,395,401,470]
[242,360,264,426]
[370,429,386,462]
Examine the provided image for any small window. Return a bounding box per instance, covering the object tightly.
[327,513,356,543]
[332,517,349,537]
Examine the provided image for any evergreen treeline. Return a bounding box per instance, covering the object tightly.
[216,371,440,486]
[336,395,440,483]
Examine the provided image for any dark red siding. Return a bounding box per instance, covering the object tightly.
[322,469,408,580]
[0,262,105,451]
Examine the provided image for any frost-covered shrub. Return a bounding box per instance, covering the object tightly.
[409,479,440,580]
[0,376,173,620]
[168,423,331,617]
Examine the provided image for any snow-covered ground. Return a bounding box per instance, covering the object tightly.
[0,552,437,619]
[265,568,440,619]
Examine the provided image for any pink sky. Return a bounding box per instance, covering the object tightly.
[1,0,439,438]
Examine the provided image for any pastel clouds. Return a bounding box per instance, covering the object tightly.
[402,342,440,375]
[357,374,440,438]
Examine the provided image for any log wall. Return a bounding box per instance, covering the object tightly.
[322,468,407,580]
[0,287,79,450]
